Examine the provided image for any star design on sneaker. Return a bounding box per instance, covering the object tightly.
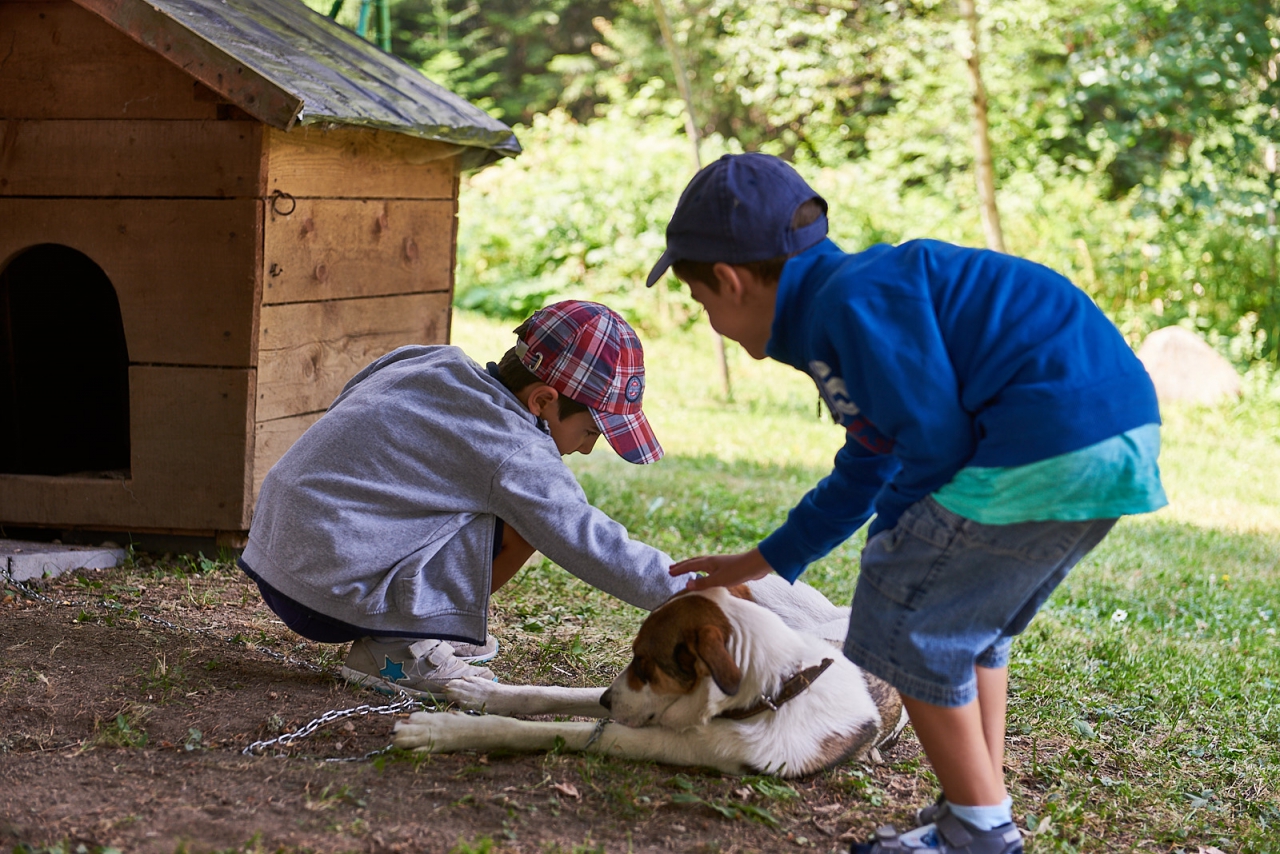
[379,657,407,683]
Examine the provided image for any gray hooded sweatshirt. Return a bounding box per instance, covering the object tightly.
[242,345,684,643]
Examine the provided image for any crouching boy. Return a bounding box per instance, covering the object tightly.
[653,154,1166,854]
[239,300,684,699]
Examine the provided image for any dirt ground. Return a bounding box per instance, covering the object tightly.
[0,556,939,854]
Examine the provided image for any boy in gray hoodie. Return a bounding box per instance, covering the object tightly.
[239,300,684,699]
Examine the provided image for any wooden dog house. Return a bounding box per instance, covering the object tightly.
[0,0,520,543]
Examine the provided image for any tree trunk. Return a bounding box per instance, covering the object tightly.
[651,0,733,398]
[1268,56,1279,364]
[958,0,1005,253]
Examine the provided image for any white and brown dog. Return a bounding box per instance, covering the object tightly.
[393,575,904,778]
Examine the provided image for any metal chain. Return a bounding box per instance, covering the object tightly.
[3,562,428,763]
[242,695,425,759]
[3,564,56,604]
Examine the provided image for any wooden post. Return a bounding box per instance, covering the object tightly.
[958,0,1005,253]
[651,0,733,399]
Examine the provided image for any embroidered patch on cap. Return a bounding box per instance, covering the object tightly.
[624,376,643,403]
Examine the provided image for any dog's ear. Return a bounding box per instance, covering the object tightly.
[692,625,741,696]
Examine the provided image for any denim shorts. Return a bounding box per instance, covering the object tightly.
[843,496,1115,707]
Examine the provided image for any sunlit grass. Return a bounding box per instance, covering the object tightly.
[451,309,1280,851]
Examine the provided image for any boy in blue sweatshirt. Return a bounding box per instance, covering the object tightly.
[651,154,1165,854]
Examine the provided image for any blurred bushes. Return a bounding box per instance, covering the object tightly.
[457,108,1275,372]
[455,107,718,328]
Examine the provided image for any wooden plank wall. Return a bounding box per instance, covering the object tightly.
[0,367,254,530]
[251,126,460,502]
[0,1,220,120]
[0,1,468,530]
[0,200,261,367]
[0,0,263,532]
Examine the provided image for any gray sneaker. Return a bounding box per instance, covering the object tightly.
[916,794,949,826]
[851,813,1022,854]
[341,637,497,700]
[448,634,500,663]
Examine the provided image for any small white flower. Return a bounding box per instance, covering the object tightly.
[1110,609,1128,624]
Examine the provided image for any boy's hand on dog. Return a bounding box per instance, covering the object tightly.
[670,548,774,590]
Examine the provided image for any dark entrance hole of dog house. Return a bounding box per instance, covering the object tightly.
[0,244,131,476]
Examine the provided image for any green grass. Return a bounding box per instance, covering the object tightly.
[452,310,1280,852]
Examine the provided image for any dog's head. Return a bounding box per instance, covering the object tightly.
[600,587,750,730]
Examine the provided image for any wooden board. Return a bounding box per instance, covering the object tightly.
[0,366,254,531]
[0,120,264,198]
[264,126,460,200]
[0,1,217,120]
[251,410,323,503]
[0,199,259,367]
[256,292,450,421]
[75,0,302,130]
[129,365,254,528]
[263,198,454,305]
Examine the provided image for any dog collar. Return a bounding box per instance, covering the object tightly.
[715,658,834,721]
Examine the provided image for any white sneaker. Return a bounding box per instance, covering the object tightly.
[448,634,500,663]
[341,637,497,700]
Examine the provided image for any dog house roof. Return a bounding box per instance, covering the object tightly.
[74,0,521,168]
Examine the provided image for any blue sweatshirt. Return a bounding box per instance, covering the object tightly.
[758,239,1160,581]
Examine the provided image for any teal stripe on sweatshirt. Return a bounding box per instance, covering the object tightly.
[932,423,1167,524]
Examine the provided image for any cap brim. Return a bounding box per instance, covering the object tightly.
[645,249,676,288]
[592,408,663,465]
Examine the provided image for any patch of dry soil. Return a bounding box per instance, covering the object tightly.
[1,565,929,853]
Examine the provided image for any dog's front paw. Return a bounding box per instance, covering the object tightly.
[445,675,517,715]
[393,710,478,752]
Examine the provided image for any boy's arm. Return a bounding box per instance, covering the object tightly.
[755,435,900,582]
[486,444,684,610]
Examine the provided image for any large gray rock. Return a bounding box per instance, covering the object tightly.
[1137,326,1241,405]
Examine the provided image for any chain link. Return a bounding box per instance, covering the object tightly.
[243,695,425,758]
[3,563,56,604]
[3,559,422,762]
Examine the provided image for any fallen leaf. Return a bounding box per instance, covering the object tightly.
[552,782,581,800]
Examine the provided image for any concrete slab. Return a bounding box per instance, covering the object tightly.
[1,539,128,582]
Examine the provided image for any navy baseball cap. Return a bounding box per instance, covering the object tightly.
[645,153,828,288]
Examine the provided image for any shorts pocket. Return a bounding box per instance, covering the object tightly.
[858,522,953,609]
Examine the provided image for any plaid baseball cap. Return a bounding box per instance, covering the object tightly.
[516,300,663,465]
[646,153,828,287]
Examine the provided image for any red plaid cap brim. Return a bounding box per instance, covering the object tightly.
[591,407,664,465]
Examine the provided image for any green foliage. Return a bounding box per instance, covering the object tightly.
[383,0,617,122]
[393,0,1278,362]
[449,836,496,854]
[669,774,781,826]
[309,0,1280,361]
[92,706,149,749]
[454,108,718,327]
